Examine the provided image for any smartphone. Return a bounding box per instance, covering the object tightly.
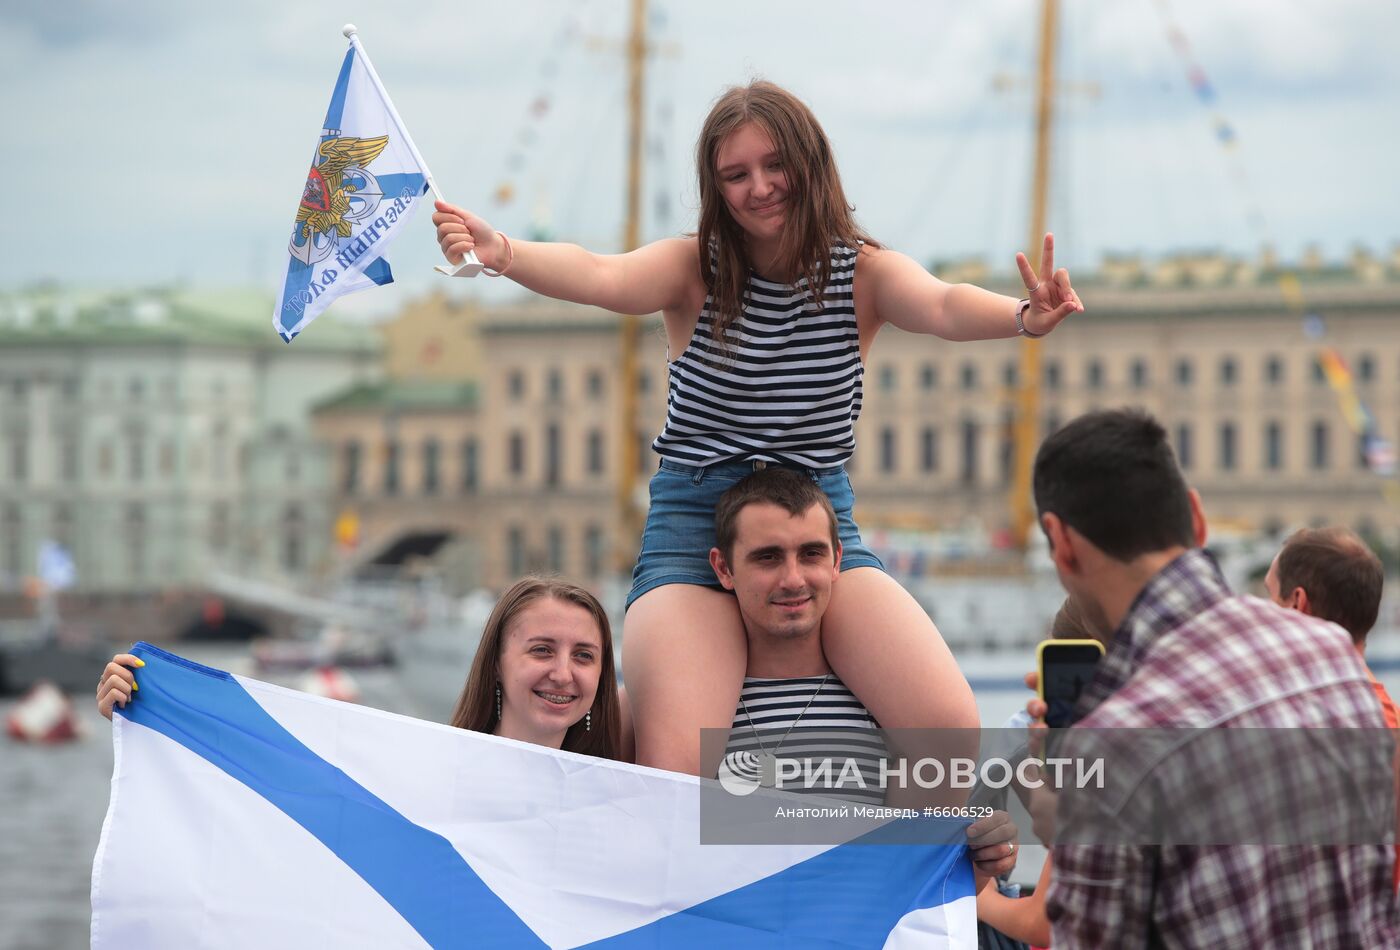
[1037,640,1105,729]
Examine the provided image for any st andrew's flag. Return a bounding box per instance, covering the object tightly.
[92,645,977,948]
[273,39,428,342]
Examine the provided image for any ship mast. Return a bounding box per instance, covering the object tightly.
[1010,0,1059,550]
[616,0,647,571]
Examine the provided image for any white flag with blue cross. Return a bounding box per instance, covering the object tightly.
[92,644,977,948]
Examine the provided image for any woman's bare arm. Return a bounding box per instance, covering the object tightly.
[433,201,700,317]
[862,234,1083,341]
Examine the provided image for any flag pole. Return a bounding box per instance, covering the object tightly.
[341,24,482,277]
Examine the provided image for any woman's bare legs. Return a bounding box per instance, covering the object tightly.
[623,584,748,776]
[821,567,979,801]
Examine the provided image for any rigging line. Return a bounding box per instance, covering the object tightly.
[490,1,594,208]
[1149,0,1266,243]
[892,12,1026,259]
[881,5,994,253]
[1152,0,1399,492]
[891,84,1002,257]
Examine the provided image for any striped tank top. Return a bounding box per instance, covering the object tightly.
[724,674,887,804]
[653,244,863,469]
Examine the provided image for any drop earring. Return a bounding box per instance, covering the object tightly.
[495,683,502,721]
[585,710,592,732]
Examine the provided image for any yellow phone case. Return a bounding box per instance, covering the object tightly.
[1036,639,1105,704]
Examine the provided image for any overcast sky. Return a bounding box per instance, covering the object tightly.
[4,0,1397,318]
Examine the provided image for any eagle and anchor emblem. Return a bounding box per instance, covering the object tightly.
[289,131,389,265]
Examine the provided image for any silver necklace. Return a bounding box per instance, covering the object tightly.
[739,673,830,788]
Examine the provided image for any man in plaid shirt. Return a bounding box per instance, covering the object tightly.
[1029,409,1398,947]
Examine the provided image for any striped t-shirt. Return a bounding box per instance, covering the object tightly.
[723,674,887,804]
[653,244,863,469]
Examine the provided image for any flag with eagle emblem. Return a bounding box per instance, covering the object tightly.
[273,39,429,342]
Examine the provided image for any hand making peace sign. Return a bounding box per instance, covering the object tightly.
[1015,233,1084,337]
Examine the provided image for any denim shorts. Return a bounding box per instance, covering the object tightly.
[626,458,886,610]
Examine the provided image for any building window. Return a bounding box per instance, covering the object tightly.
[920,364,938,390]
[920,426,938,473]
[1044,411,1062,437]
[98,442,113,477]
[998,411,1015,484]
[125,503,146,582]
[584,525,605,578]
[547,525,565,574]
[507,370,525,400]
[1175,359,1194,387]
[960,419,979,485]
[636,431,650,475]
[211,421,230,481]
[879,427,897,473]
[1357,433,1371,471]
[507,526,526,576]
[1311,360,1326,385]
[587,429,605,475]
[2,504,21,578]
[60,438,79,482]
[1218,422,1236,471]
[544,424,561,488]
[127,434,145,482]
[587,370,604,399]
[547,369,563,401]
[1358,355,1375,383]
[159,441,176,477]
[52,503,73,552]
[1130,359,1148,389]
[508,431,525,477]
[128,378,144,400]
[1264,422,1283,471]
[9,432,28,483]
[342,441,361,494]
[384,440,401,496]
[637,369,652,395]
[1044,360,1061,391]
[1265,356,1283,385]
[960,363,978,391]
[209,502,230,553]
[1311,421,1329,470]
[422,439,440,495]
[879,365,896,393]
[460,438,478,493]
[282,503,304,572]
[1219,357,1237,386]
[1176,424,1193,470]
[1002,361,1018,388]
[1086,360,1105,390]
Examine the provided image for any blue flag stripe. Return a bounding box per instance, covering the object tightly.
[588,820,974,948]
[323,49,356,131]
[363,256,393,286]
[121,642,546,949]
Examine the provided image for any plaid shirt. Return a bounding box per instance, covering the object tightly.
[1048,549,1400,948]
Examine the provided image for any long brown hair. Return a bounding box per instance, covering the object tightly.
[695,80,878,347]
[449,577,621,759]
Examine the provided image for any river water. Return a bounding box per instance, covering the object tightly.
[7,638,1400,949]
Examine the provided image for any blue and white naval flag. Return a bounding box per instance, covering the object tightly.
[92,645,977,949]
[273,38,429,342]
